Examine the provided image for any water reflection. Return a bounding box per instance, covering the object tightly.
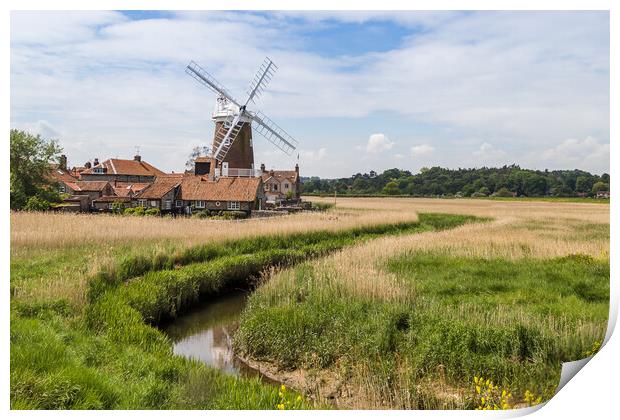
[163,290,265,379]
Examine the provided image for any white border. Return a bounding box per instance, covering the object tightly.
[2,1,616,419]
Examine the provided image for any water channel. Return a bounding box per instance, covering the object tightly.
[162,290,277,383]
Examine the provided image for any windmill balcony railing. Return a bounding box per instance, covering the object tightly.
[222,167,262,178]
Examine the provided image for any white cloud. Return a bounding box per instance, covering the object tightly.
[9,11,609,175]
[531,137,610,173]
[18,120,62,139]
[300,148,327,160]
[410,144,435,157]
[473,142,507,160]
[366,133,394,154]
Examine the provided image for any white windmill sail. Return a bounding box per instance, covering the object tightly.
[186,57,299,164]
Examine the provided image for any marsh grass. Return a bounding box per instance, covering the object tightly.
[234,198,609,409]
[235,253,608,409]
[11,211,474,409]
[11,197,609,410]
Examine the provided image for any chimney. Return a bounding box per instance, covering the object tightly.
[59,154,67,170]
[295,163,299,174]
[84,161,92,169]
[94,158,99,166]
[260,163,265,173]
[269,169,274,177]
[134,154,141,162]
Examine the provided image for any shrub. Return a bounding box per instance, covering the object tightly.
[492,187,514,197]
[191,210,210,219]
[471,192,487,198]
[110,201,124,214]
[123,207,135,216]
[23,196,51,211]
[145,208,160,216]
[221,211,247,220]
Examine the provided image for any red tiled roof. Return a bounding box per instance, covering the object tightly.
[81,158,165,177]
[180,176,261,202]
[68,181,111,192]
[112,182,150,197]
[48,165,78,184]
[261,170,298,183]
[134,178,180,199]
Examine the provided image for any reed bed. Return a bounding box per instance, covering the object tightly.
[236,197,610,408]
[10,207,418,254]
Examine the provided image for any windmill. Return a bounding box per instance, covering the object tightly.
[185,57,298,177]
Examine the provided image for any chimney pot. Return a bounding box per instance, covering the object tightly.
[94,158,99,166]
[260,163,266,173]
[59,154,67,170]
[134,154,141,162]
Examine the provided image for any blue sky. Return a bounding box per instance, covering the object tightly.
[11,11,610,177]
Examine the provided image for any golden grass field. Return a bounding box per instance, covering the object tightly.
[245,197,610,408]
[297,197,610,301]
[10,197,609,308]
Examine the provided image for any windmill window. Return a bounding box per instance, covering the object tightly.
[273,184,278,191]
[284,183,289,189]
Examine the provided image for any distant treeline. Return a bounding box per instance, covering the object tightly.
[301,165,610,198]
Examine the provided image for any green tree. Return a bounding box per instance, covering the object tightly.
[575,176,594,193]
[382,181,400,195]
[23,196,51,211]
[10,129,63,210]
[592,181,609,193]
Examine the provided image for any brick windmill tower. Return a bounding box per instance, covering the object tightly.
[186,58,298,177]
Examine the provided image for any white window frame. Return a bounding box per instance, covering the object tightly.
[195,200,205,209]
[284,183,289,189]
[94,167,104,174]
[138,199,147,207]
[108,203,113,210]
[175,200,183,208]
[227,201,240,210]
[150,200,158,208]
[164,199,172,210]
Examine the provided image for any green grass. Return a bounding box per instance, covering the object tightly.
[234,252,609,408]
[11,212,479,409]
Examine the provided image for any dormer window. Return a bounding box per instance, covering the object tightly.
[94,167,104,174]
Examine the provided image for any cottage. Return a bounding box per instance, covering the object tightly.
[132,176,182,212]
[178,175,265,215]
[79,155,165,183]
[57,195,90,212]
[596,191,610,199]
[260,163,300,204]
[92,196,132,211]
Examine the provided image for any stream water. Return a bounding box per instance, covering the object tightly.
[162,290,275,382]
